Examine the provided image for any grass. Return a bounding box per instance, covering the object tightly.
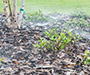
[0,0,90,14]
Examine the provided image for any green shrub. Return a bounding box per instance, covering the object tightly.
[33,28,81,52]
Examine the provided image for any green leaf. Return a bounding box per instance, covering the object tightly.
[39,37,43,43]
[33,44,35,47]
[42,41,46,45]
[45,31,49,36]
[36,44,39,47]
[87,57,90,61]
[55,47,58,51]
[86,61,90,65]
[82,65,84,67]
[61,32,65,37]
[39,40,42,43]
[40,37,43,40]
[63,35,66,39]
[67,51,70,53]
[84,61,87,65]
[47,45,51,48]
[58,36,61,41]
[49,29,53,33]
[41,50,43,52]
[47,41,50,43]
[47,48,50,51]
[68,31,72,36]
[64,39,67,44]
[0,59,2,61]
[39,43,42,47]
[50,36,54,40]
[61,46,64,49]
[49,33,52,36]
[59,43,61,47]
[66,38,71,43]
[55,27,57,30]
[85,51,89,56]
[67,27,69,30]
[84,55,87,59]
[55,33,58,38]
[73,63,76,65]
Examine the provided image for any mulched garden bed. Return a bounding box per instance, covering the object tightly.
[0,13,90,75]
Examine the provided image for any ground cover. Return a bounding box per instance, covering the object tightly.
[0,0,90,14]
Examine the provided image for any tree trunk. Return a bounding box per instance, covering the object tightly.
[3,0,11,27]
[18,0,25,28]
[12,0,17,28]
[13,0,17,18]
[3,0,25,29]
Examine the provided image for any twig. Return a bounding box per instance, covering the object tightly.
[8,0,12,17]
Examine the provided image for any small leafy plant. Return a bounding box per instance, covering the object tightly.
[67,9,90,28]
[67,17,90,28]
[82,51,90,65]
[33,28,80,52]
[72,8,88,19]
[26,10,50,23]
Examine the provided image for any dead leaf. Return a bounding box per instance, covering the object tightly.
[66,64,74,67]
[14,60,18,64]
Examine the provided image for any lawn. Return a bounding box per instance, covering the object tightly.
[0,0,90,14]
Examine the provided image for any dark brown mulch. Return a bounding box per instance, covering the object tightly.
[0,13,90,75]
[0,24,90,75]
